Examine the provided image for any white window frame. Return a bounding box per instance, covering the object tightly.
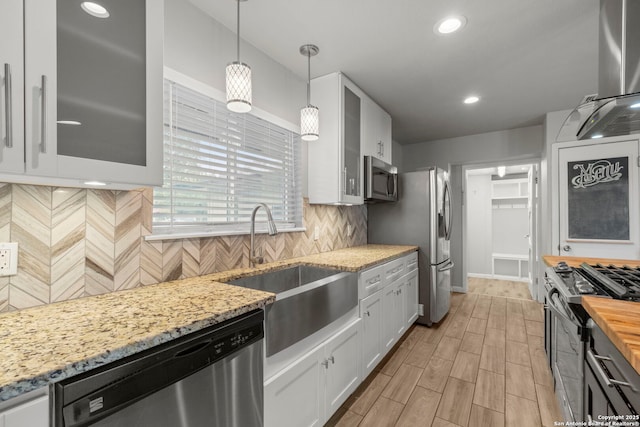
[149,68,304,240]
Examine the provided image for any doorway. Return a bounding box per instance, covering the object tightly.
[462,162,539,300]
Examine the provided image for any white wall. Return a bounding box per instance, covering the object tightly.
[401,125,544,290]
[163,0,310,195]
[466,174,492,275]
[164,0,305,125]
[402,125,543,172]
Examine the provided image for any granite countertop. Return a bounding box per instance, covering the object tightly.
[543,254,640,374]
[0,244,416,401]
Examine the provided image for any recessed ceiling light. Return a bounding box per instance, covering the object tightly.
[81,2,110,18]
[463,96,480,104]
[434,15,467,35]
[84,181,108,186]
[57,120,82,125]
[591,134,604,139]
[497,166,506,177]
[631,102,640,109]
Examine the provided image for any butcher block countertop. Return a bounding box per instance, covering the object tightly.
[544,255,640,374]
[582,297,640,375]
[0,244,416,402]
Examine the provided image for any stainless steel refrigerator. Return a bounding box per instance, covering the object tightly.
[368,168,453,326]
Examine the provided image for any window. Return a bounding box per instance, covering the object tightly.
[153,76,302,237]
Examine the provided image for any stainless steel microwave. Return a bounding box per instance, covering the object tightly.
[364,156,398,202]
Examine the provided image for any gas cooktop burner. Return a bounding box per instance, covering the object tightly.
[578,263,640,301]
[552,262,640,302]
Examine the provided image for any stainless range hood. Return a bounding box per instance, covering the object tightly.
[558,0,640,141]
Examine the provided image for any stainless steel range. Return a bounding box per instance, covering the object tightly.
[545,262,640,422]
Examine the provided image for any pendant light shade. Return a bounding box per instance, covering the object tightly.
[300,44,319,141]
[226,62,252,113]
[226,0,252,113]
[300,105,319,141]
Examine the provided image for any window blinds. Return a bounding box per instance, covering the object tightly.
[153,78,302,236]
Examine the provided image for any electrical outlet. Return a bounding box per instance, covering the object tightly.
[314,226,320,241]
[347,224,352,237]
[0,242,18,276]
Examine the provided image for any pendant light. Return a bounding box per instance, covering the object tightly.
[226,0,252,113]
[299,44,319,141]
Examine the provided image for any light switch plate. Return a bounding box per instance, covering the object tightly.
[0,242,18,276]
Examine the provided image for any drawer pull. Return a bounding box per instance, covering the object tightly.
[587,350,636,391]
[366,275,381,285]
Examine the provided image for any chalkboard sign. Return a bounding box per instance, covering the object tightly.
[567,156,629,240]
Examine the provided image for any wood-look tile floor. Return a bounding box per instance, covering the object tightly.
[467,277,532,300]
[326,289,562,427]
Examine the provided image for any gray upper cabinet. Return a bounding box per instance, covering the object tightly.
[0,0,163,189]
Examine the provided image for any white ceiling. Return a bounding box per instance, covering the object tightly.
[190,0,600,144]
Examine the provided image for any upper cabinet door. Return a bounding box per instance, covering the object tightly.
[21,0,163,187]
[362,95,392,164]
[341,80,362,203]
[24,0,58,177]
[308,72,364,205]
[0,0,26,175]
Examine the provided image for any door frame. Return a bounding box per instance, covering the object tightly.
[461,159,541,295]
[551,134,640,259]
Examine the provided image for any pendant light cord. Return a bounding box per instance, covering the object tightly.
[306,52,311,105]
[236,0,241,62]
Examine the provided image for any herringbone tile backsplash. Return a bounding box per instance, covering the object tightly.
[0,184,367,312]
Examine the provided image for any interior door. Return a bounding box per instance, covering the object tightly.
[557,138,640,258]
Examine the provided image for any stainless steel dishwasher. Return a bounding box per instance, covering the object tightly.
[52,309,264,427]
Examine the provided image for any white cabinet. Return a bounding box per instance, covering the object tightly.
[265,319,361,427]
[360,252,419,375]
[0,390,48,427]
[360,291,383,379]
[0,0,27,174]
[308,72,364,205]
[324,320,361,416]
[0,0,163,189]
[362,95,392,164]
[264,345,324,427]
[403,269,419,327]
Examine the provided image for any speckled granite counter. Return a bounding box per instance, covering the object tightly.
[210,244,418,282]
[0,280,275,402]
[0,244,416,402]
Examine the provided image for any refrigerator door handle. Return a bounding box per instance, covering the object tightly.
[437,260,454,272]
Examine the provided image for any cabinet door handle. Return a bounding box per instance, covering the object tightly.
[4,64,12,148]
[343,167,347,196]
[381,141,384,156]
[321,359,329,368]
[365,310,370,317]
[40,75,47,153]
[328,356,335,364]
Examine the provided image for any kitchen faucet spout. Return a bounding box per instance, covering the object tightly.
[250,203,278,267]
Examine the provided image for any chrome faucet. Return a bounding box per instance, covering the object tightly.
[250,203,278,267]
